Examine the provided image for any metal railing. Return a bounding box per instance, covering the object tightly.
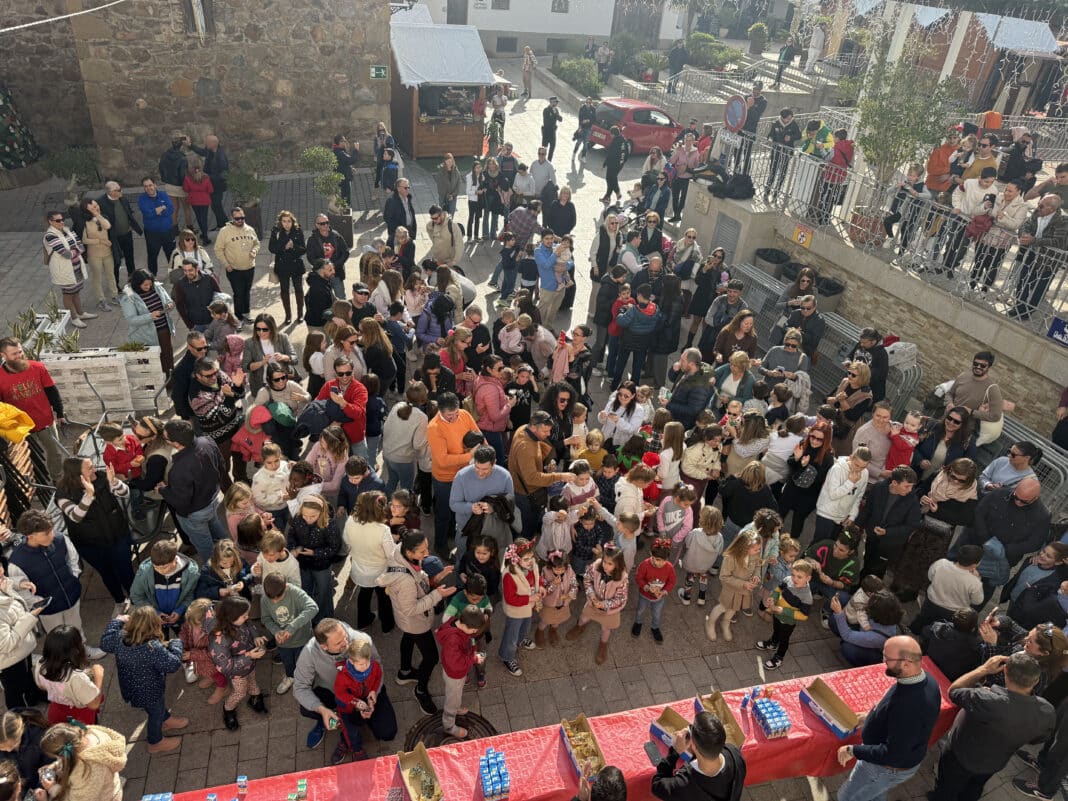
[995,115,1068,163]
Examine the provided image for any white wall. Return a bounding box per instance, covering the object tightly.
[426,0,616,40]
[658,5,687,44]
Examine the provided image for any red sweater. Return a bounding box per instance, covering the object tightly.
[502,569,537,609]
[635,558,677,600]
[316,379,368,444]
[435,620,477,679]
[103,434,144,479]
[608,297,635,337]
[333,659,383,713]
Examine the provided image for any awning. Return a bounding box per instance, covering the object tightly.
[975,13,1059,54]
[390,22,496,88]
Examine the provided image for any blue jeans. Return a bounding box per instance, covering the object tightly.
[365,435,381,470]
[483,209,501,239]
[330,275,345,299]
[636,595,666,628]
[349,439,369,459]
[301,567,335,624]
[498,615,532,663]
[605,337,622,383]
[612,348,648,389]
[177,495,228,564]
[432,477,455,553]
[837,759,919,801]
[77,536,135,603]
[500,268,517,299]
[483,431,506,468]
[338,686,398,754]
[142,696,170,744]
[277,645,300,678]
[514,493,538,539]
[384,459,416,494]
[490,258,504,286]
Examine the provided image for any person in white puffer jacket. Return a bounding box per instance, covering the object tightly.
[814,447,871,542]
[0,562,45,708]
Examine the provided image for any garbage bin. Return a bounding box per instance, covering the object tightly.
[754,247,789,279]
[781,261,807,282]
[817,276,845,314]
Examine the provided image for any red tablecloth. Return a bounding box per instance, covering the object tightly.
[174,659,958,801]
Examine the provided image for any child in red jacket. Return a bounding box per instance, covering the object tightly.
[333,639,384,760]
[606,284,635,380]
[99,422,144,479]
[434,605,486,739]
[632,538,677,643]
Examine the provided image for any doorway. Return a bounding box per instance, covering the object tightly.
[447,0,467,25]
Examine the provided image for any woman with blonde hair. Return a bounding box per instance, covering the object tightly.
[394,225,417,277]
[40,720,128,801]
[344,491,396,631]
[713,350,757,412]
[267,209,307,325]
[324,324,367,382]
[828,360,873,452]
[359,317,396,391]
[725,411,771,477]
[440,326,475,397]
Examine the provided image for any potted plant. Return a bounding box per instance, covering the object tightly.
[225,146,274,238]
[40,147,98,219]
[299,145,352,248]
[639,51,668,84]
[747,22,768,55]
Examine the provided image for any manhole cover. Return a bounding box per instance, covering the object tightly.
[403,711,498,749]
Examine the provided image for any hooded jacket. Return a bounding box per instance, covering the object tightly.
[666,361,715,428]
[304,270,335,328]
[60,725,127,801]
[435,619,478,679]
[617,300,661,349]
[376,549,446,635]
[129,554,200,617]
[473,374,511,433]
[0,582,38,670]
[120,282,176,345]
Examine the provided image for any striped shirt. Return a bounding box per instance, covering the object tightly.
[137,286,168,330]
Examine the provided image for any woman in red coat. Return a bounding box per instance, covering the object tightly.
[182,163,215,244]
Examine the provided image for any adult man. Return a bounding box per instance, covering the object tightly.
[703,278,747,334]
[169,332,209,420]
[805,22,826,74]
[315,356,368,457]
[458,305,493,375]
[653,710,745,801]
[736,81,768,176]
[926,129,962,200]
[189,134,230,230]
[509,410,575,538]
[534,228,568,323]
[1011,194,1068,320]
[574,97,597,159]
[852,401,893,481]
[306,214,350,299]
[1025,161,1068,202]
[99,181,142,284]
[304,259,336,328]
[171,258,221,332]
[448,445,514,559]
[665,348,714,429]
[959,134,999,182]
[293,618,396,761]
[214,206,259,323]
[945,350,1004,432]
[766,108,801,201]
[530,147,557,196]
[158,134,190,230]
[426,205,464,268]
[348,282,378,328]
[541,97,563,161]
[782,294,827,363]
[383,179,417,250]
[674,118,700,146]
[137,177,175,275]
[1001,130,1037,187]
[612,283,661,390]
[633,253,666,302]
[188,357,245,478]
[0,338,66,482]
[507,200,542,248]
[666,39,688,94]
[856,466,922,578]
[426,393,481,556]
[158,419,228,563]
[331,135,359,208]
[835,635,941,801]
[931,653,1053,801]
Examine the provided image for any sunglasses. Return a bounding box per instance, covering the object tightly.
[335,370,353,377]
[233,216,245,221]
[972,361,990,369]
[1012,491,1036,506]
[189,344,207,352]
[316,221,330,226]
[270,375,287,383]
[255,326,270,332]
[847,371,857,378]
[946,417,963,425]
[49,218,63,223]
[199,370,218,379]
[784,342,798,350]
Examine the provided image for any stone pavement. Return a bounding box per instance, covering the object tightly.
[0,61,1037,801]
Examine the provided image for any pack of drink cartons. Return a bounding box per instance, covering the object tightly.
[479,747,511,801]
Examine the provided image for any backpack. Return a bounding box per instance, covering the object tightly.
[724,173,755,200]
[294,399,348,441]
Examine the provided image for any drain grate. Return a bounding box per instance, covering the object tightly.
[403,711,498,749]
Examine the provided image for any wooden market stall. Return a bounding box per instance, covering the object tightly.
[389,21,496,159]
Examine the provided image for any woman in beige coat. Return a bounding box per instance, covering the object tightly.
[78,198,119,311]
[972,178,1031,293]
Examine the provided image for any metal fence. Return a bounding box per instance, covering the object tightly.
[997,115,1068,163]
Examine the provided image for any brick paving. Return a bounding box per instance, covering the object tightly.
[0,60,1036,801]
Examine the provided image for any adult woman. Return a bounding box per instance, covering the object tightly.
[43,211,94,329]
[637,211,665,259]
[587,213,625,333]
[712,309,758,365]
[120,268,177,375]
[545,186,577,237]
[0,563,45,709]
[541,381,579,463]
[684,249,727,349]
[644,172,672,220]
[912,406,978,485]
[345,491,396,632]
[182,162,214,243]
[440,327,475,398]
[169,228,214,278]
[642,146,666,176]
[435,265,464,315]
[54,458,134,606]
[725,411,771,478]
[828,361,873,453]
[377,531,457,714]
[979,440,1041,493]
[828,591,903,666]
[1003,543,1068,630]
[359,317,396,392]
[40,721,127,801]
[34,625,103,725]
[597,381,643,450]
[668,133,701,221]
[371,269,403,317]
[778,420,835,535]
[243,313,298,395]
[844,328,888,402]
[78,198,118,311]
[0,709,49,792]
[305,424,349,506]
[435,153,463,216]
[382,383,431,494]
[325,325,367,383]
[473,356,512,466]
[267,210,307,325]
[713,352,757,412]
[601,126,627,205]
[521,46,537,98]
[481,157,509,241]
[465,162,484,242]
[759,327,811,384]
[490,84,508,128]
[371,122,396,203]
[672,228,702,281]
[649,276,685,386]
[972,179,1029,293]
[394,227,417,278]
[286,494,342,623]
[719,461,778,548]
[978,620,1068,697]
[558,324,594,404]
[253,365,310,459]
[776,267,817,310]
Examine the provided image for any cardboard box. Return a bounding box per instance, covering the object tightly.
[649,707,693,763]
[399,743,444,801]
[560,714,607,780]
[800,678,860,739]
[693,693,745,748]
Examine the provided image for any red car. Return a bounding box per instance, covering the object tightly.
[587,98,684,159]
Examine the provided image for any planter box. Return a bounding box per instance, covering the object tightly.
[40,347,165,414]
[36,312,71,339]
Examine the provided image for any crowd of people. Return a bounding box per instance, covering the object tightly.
[6,74,1068,801]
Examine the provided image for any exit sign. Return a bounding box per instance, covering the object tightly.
[370,65,388,80]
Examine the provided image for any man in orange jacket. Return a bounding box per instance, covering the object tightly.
[925,128,961,200]
[426,393,481,555]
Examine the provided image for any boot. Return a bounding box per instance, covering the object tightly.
[223,708,240,730]
[294,292,304,323]
[534,627,546,647]
[595,641,609,665]
[684,332,695,349]
[548,626,560,646]
[565,622,588,641]
[721,612,734,642]
[146,737,181,754]
[280,293,292,325]
[705,604,725,642]
[248,693,268,714]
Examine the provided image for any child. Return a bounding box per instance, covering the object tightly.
[806,532,860,625]
[505,363,539,432]
[195,539,253,602]
[9,510,89,640]
[719,399,744,445]
[566,543,629,665]
[388,489,422,542]
[576,430,607,473]
[883,163,926,253]
[705,530,762,642]
[100,606,186,753]
[434,605,486,739]
[209,595,268,731]
[678,507,725,606]
[606,284,634,378]
[221,333,245,376]
[128,538,200,636]
[252,443,291,530]
[680,424,723,505]
[261,573,319,695]
[554,235,575,289]
[235,513,268,573]
[223,482,270,545]
[657,421,685,489]
[632,538,676,643]
[458,535,502,601]
[642,409,671,453]
[492,232,520,301]
[333,639,385,761]
[571,501,618,582]
[562,460,598,508]
[499,312,530,357]
[615,464,657,571]
[303,330,328,398]
[635,385,655,425]
[757,558,816,669]
[596,454,621,512]
[885,410,923,471]
[361,373,387,468]
[536,551,578,647]
[179,597,228,704]
[538,496,578,560]
[384,303,411,389]
[617,435,647,473]
[743,380,771,416]
[498,538,540,677]
[759,534,800,620]
[569,402,588,459]
[99,422,145,518]
[252,527,303,588]
[337,456,387,520]
[205,300,239,356]
[765,384,794,429]
[518,243,539,299]
[442,573,492,687]
[287,494,343,623]
[844,574,884,632]
[657,483,697,563]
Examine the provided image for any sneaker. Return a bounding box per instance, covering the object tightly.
[306,721,326,749]
[696,593,706,607]
[520,638,536,650]
[97,301,111,312]
[764,656,783,670]
[820,613,830,630]
[1012,778,1053,800]
[487,282,500,290]
[755,640,776,651]
[651,628,663,643]
[631,622,642,637]
[276,676,294,695]
[79,311,98,320]
[1016,749,1041,770]
[395,670,418,686]
[415,688,438,715]
[676,588,690,606]
[741,607,754,617]
[330,743,351,765]
[503,659,523,676]
[71,318,87,329]
[86,646,106,660]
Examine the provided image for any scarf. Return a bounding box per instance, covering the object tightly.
[929,470,978,504]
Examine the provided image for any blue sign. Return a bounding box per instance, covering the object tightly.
[1047,318,1068,348]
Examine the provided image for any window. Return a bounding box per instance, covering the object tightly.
[551,0,570,11]
[547,38,569,53]
[491,0,510,9]
[631,110,653,125]
[496,36,518,53]
[649,110,672,126]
